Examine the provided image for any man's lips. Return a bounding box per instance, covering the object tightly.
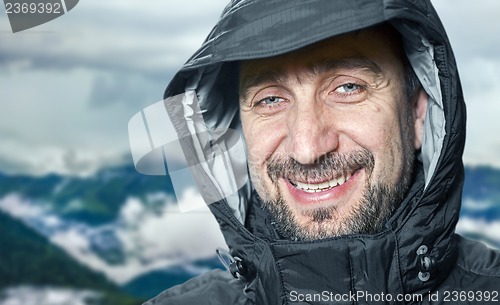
[283,169,362,205]
[288,171,353,193]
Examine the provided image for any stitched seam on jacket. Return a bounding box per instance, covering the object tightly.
[456,259,500,278]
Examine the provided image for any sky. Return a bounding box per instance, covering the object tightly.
[1,0,500,177]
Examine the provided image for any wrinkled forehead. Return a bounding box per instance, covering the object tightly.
[239,24,406,98]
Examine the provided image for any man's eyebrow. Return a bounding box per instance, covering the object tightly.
[309,57,382,78]
[239,57,383,102]
[239,68,287,102]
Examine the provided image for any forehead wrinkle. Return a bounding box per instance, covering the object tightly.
[308,57,383,80]
[240,57,384,102]
[240,67,288,102]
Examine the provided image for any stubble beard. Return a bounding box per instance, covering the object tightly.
[253,129,415,242]
[263,165,413,241]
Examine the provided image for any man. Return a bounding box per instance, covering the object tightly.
[141,0,500,304]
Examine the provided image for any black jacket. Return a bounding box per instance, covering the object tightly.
[139,0,500,304]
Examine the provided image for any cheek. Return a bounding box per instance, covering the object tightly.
[367,116,407,182]
[241,115,287,202]
[339,104,404,176]
[339,109,397,150]
[241,116,286,168]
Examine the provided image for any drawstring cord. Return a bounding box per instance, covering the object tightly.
[416,245,437,282]
[216,247,247,279]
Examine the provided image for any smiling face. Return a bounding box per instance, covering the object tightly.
[239,26,427,241]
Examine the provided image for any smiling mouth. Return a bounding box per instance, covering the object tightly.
[288,171,355,193]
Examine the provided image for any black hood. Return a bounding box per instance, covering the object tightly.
[129,0,466,303]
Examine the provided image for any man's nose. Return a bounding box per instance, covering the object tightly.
[285,102,339,164]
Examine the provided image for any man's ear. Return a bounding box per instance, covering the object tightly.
[413,88,428,150]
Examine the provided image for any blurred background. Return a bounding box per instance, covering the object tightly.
[0,1,499,304]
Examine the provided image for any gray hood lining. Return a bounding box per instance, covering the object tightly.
[129,25,446,225]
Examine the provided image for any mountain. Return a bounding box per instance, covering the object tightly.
[123,256,224,299]
[0,165,174,225]
[0,162,498,302]
[463,166,500,201]
[457,166,500,248]
[0,162,226,301]
[0,210,141,305]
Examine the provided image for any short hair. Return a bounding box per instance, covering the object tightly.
[372,23,421,103]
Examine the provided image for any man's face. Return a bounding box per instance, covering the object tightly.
[239,27,426,241]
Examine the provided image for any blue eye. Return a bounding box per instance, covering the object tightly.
[327,80,367,104]
[335,83,363,94]
[251,94,289,115]
[259,96,285,105]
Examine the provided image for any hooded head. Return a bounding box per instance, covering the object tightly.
[238,24,428,241]
[129,0,466,301]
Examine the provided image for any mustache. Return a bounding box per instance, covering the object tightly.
[267,149,374,183]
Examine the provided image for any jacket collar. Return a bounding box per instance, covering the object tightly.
[158,0,466,302]
[210,165,459,304]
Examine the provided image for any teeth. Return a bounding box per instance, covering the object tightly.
[318,181,329,189]
[292,174,351,192]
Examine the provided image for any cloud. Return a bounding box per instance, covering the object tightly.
[456,217,500,249]
[1,0,500,176]
[433,0,500,60]
[0,137,129,177]
[0,0,231,175]
[0,190,226,284]
[115,190,226,267]
[88,72,165,108]
[0,66,157,176]
[0,286,100,305]
[0,1,228,78]
[433,0,500,168]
